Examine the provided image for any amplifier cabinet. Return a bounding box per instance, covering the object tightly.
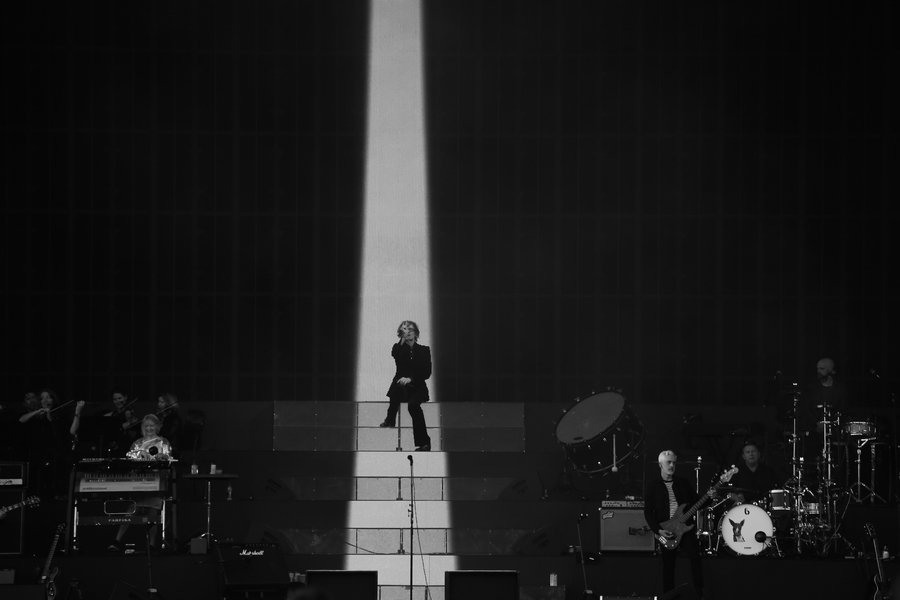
[599,508,655,552]
[0,491,26,555]
[216,543,289,593]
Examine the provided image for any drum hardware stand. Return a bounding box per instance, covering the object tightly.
[817,403,841,531]
[849,438,885,504]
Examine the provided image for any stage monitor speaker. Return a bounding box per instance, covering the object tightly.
[599,508,655,552]
[445,570,518,600]
[216,543,289,592]
[1,585,45,600]
[305,570,377,600]
[0,491,27,555]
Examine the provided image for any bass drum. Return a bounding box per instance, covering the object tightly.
[719,504,774,556]
[555,391,644,475]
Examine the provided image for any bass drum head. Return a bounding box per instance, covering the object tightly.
[555,391,625,444]
[555,391,644,475]
[719,504,773,556]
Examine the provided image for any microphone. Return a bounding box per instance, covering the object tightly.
[870,369,881,379]
[407,455,413,464]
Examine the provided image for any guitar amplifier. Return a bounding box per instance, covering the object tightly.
[216,543,289,592]
[0,491,26,555]
[599,507,655,552]
[0,463,28,490]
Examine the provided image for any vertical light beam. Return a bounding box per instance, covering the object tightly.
[350,0,455,588]
[354,4,431,401]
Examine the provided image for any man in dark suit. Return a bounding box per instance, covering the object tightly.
[644,450,705,599]
[380,320,432,451]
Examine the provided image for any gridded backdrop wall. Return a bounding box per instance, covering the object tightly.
[2,0,897,408]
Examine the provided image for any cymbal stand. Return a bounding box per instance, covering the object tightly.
[788,394,804,555]
[868,442,885,504]
[818,404,837,531]
[849,438,884,504]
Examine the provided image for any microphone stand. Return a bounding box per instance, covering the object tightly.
[574,513,595,599]
[407,455,414,600]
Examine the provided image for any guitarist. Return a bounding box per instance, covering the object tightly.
[644,450,707,600]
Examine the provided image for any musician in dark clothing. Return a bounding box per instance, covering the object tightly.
[379,320,432,451]
[644,450,706,600]
[792,358,848,468]
[157,393,182,453]
[18,389,79,497]
[728,441,781,505]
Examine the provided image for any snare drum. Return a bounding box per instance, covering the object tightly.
[844,421,876,437]
[800,501,820,515]
[768,489,793,512]
[555,391,645,475]
[719,504,774,556]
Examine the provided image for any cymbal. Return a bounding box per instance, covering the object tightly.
[682,459,716,466]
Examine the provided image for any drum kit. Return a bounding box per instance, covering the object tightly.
[695,391,888,557]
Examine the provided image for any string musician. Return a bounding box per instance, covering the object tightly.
[18,389,81,497]
[107,414,173,553]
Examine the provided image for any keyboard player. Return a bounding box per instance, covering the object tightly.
[108,413,172,553]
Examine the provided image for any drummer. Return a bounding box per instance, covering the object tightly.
[727,441,780,505]
[805,358,848,416]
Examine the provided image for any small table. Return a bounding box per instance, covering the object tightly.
[182,473,239,551]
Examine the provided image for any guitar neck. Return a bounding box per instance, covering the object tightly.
[679,490,713,523]
[40,533,61,581]
[0,501,24,513]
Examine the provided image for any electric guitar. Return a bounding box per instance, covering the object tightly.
[0,495,40,518]
[867,522,891,600]
[657,466,739,550]
[40,523,66,600]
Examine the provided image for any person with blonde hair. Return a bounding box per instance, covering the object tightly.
[643,450,706,599]
[108,414,172,553]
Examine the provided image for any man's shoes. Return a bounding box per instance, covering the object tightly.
[415,444,431,452]
[379,421,395,428]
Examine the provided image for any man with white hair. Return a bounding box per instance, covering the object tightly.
[643,450,706,599]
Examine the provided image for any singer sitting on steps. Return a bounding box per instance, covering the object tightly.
[380,320,432,452]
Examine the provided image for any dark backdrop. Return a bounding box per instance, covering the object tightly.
[2,0,897,410]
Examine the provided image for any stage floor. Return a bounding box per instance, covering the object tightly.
[0,551,889,600]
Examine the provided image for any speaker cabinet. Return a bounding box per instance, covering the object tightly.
[599,508,655,552]
[0,491,27,555]
[444,570,518,600]
[216,543,289,594]
[305,570,378,600]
